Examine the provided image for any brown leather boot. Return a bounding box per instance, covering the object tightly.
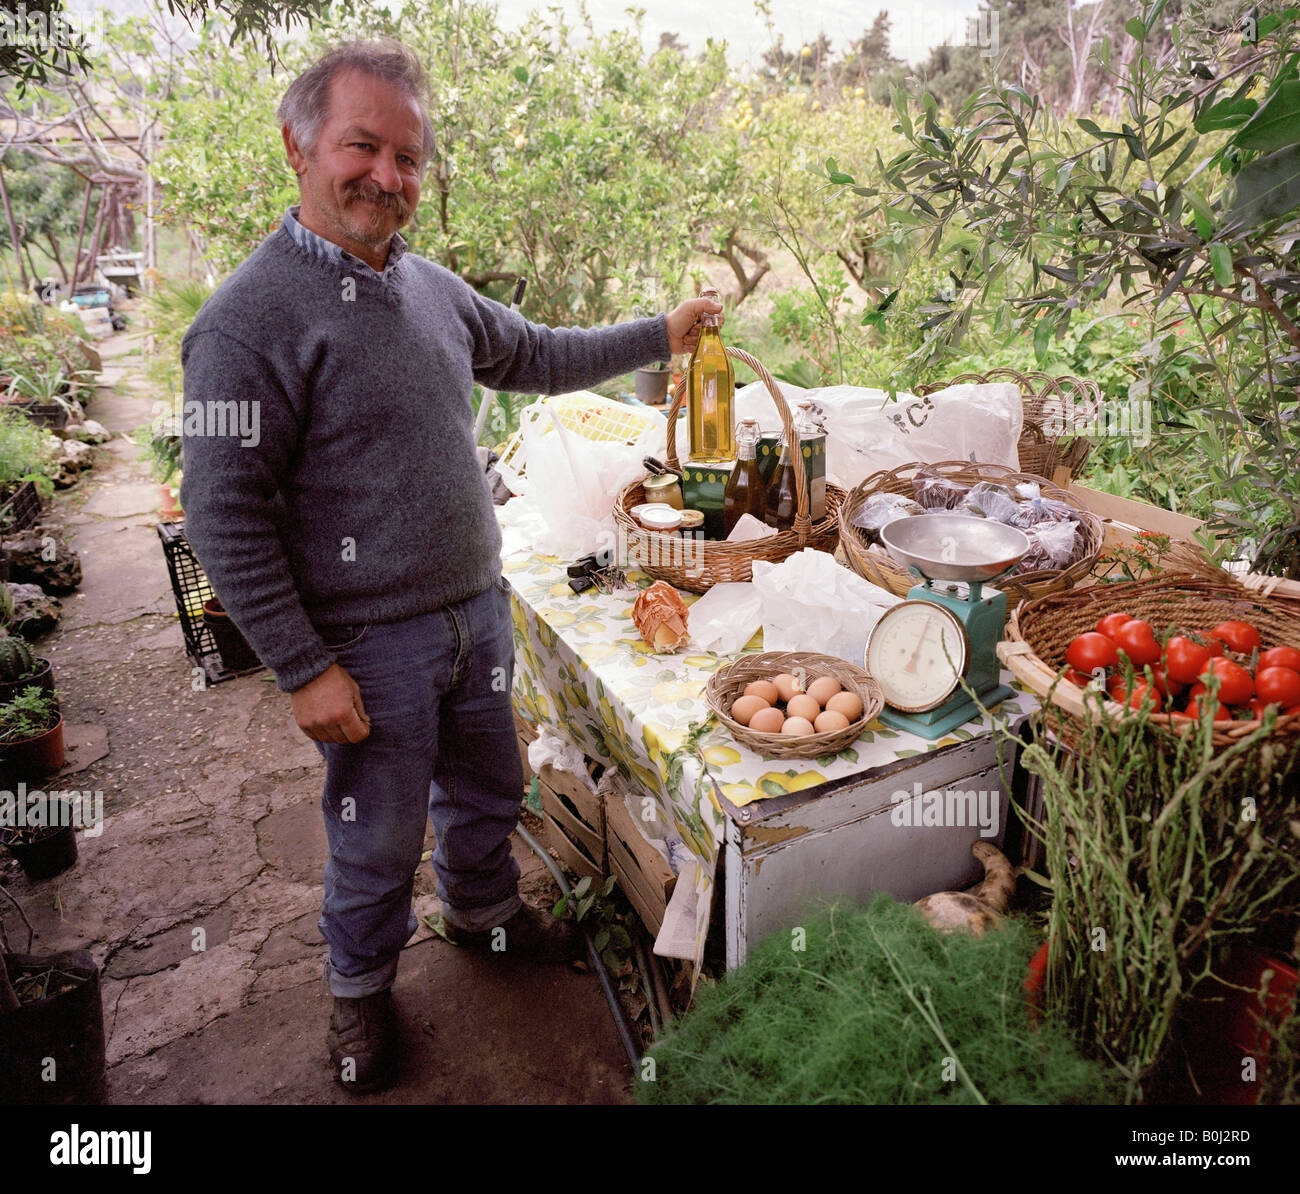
[327,988,396,1093]
[443,901,584,962]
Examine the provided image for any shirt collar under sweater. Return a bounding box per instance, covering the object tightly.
[282,206,409,275]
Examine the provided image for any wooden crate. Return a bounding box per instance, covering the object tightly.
[605,790,676,936]
[537,756,607,882]
[514,711,538,785]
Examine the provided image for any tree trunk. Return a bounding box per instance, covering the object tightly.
[0,162,28,290]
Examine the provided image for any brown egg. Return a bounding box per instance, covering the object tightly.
[731,694,770,726]
[826,690,864,722]
[772,672,804,702]
[786,694,821,723]
[814,709,851,734]
[744,680,780,705]
[748,706,785,734]
[806,676,842,708]
[781,716,815,736]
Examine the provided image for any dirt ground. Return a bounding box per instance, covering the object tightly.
[2,329,635,1105]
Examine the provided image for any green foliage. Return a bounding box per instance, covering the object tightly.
[1018,692,1300,1102]
[0,404,57,491]
[0,685,59,743]
[551,873,631,975]
[0,150,100,285]
[817,1,1300,574]
[639,894,1118,1105]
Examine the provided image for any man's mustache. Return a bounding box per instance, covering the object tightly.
[345,183,411,219]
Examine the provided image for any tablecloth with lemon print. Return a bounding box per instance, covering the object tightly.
[502,549,1036,965]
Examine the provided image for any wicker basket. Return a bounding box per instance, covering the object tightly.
[998,573,1300,748]
[706,650,885,759]
[614,347,845,593]
[914,369,1102,480]
[837,461,1104,601]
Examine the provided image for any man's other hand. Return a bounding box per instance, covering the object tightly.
[292,663,371,743]
[666,295,724,355]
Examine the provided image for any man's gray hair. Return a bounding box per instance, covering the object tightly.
[277,39,437,166]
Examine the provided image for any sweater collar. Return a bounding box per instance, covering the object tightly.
[282,206,409,275]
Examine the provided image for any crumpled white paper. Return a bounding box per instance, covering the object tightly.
[527,729,592,789]
[687,582,763,656]
[751,548,901,665]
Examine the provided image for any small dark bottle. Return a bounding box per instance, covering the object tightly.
[764,430,798,531]
[722,418,766,536]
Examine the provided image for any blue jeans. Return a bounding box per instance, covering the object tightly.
[313,576,523,997]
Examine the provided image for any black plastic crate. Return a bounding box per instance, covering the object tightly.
[0,479,43,532]
[156,521,262,684]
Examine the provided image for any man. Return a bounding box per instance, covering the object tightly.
[180,39,719,1093]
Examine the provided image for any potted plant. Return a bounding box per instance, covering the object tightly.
[0,405,55,532]
[0,686,65,783]
[0,636,56,705]
[3,366,84,430]
[0,885,106,1104]
[634,360,672,405]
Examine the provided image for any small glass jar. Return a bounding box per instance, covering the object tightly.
[643,472,683,510]
[639,504,683,532]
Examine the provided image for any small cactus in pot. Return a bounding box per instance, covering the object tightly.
[0,635,53,706]
[0,637,35,682]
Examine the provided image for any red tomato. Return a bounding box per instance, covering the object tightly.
[1201,658,1254,707]
[1165,635,1212,686]
[1183,696,1231,722]
[1259,646,1300,672]
[1211,621,1262,654]
[1112,619,1161,666]
[1145,664,1174,697]
[1108,675,1162,712]
[1285,704,1300,717]
[1255,666,1300,708]
[1063,668,1097,688]
[1096,612,1136,639]
[1066,632,1119,674]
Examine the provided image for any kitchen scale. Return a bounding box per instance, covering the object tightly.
[865,514,1031,740]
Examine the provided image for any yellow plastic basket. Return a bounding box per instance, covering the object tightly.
[496,390,667,495]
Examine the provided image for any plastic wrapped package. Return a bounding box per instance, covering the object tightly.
[850,492,925,543]
[1014,519,1080,573]
[957,482,1020,523]
[911,469,971,510]
[1009,495,1080,529]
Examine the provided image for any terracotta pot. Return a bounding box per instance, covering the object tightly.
[0,716,65,785]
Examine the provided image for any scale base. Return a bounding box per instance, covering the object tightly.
[879,683,1016,740]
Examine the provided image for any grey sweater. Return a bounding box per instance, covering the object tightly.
[180,225,669,692]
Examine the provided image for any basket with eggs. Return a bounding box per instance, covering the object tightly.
[705,650,885,759]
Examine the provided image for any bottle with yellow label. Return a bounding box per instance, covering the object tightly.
[686,286,735,463]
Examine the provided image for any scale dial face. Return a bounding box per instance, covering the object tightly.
[865,600,971,713]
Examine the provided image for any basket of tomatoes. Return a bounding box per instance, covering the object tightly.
[997,573,1300,747]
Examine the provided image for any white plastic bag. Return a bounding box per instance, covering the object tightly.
[817,383,1024,489]
[516,405,648,559]
[751,548,901,665]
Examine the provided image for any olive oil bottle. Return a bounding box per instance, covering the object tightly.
[722,419,766,536]
[764,430,798,531]
[687,286,735,463]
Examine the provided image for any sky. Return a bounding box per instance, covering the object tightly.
[489,0,987,66]
[70,0,987,68]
